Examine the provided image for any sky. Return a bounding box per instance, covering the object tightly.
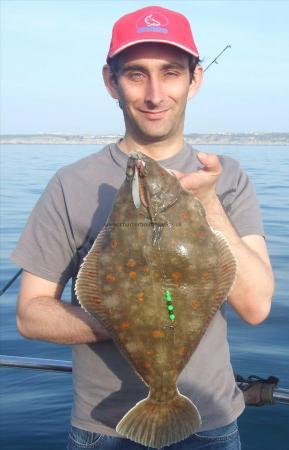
[1,0,289,135]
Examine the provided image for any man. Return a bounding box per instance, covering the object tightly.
[12,5,274,450]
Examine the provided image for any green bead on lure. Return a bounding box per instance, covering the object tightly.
[165,290,172,301]
[165,289,175,321]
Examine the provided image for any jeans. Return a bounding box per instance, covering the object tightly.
[67,421,241,449]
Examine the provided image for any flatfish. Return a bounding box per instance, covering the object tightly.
[75,151,236,448]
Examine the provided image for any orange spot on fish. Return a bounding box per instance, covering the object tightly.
[106,273,116,282]
[137,292,145,302]
[145,349,154,355]
[179,347,188,356]
[129,271,137,280]
[138,231,145,240]
[142,266,149,273]
[120,322,129,329]
[143,361,151,369]
[180,211,189,220]
[171,271,182,282]
[152,330,165,339]
[111,239,118,249]
[191,299,201,310]
[94,297,102,304]
[201,271,210,280]
[127,258,136,268]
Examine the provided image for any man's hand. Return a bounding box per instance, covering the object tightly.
[172,151,274,325]
[171,152,222,210]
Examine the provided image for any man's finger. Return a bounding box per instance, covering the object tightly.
[197,152,222,174]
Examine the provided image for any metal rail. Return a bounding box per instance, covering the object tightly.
[236,380,289,406]
[0,355,72,372]
[1,355,288,405]
[272,388,289,405]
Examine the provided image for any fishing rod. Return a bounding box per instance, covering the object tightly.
[0,355,288,406]
[0,46,232,298]
[0,268,23,296]
[204,44,231,72]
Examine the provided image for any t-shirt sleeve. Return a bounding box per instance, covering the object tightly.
[218,157,265,238]
[11,173,77,285]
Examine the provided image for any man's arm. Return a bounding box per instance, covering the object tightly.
[173,152,274,325]
[16,270,111,344]
[205,200,274,324]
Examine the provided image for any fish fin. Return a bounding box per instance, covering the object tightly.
[116,390,201,449]
[75,227,113,332]
[212,228,237,302]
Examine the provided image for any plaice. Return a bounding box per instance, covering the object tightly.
[75,150,236,448]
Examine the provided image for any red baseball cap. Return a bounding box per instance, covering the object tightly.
[107,5,199,62]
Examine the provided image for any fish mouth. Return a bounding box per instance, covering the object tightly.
[129,152,180,216]
[135,159,147,177]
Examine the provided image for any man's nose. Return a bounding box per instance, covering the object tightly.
[144,76,164,107]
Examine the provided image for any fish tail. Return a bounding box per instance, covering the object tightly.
[116,390,201,449]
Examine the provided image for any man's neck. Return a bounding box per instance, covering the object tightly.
[117,134,185,161]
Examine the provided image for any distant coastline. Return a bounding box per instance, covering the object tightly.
[1,132,289,145]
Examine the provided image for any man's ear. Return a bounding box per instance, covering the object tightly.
[102,64,120,100]
[187,65,203,100]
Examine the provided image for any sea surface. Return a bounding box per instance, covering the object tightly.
[0,144,288,449]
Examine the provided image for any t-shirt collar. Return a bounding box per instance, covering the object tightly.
[109,141,197,172]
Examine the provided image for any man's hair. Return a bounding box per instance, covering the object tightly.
[108,53,201,84]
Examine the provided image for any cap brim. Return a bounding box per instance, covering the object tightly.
[107,39,199,62]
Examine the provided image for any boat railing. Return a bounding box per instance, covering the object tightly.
[0,355,72,372]
[1,354,288,406]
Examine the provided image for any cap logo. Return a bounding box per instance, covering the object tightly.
[137,12,168,34]
[144,15,161,27]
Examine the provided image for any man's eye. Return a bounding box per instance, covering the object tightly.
[165,71,179,78]
[128,72,144,81]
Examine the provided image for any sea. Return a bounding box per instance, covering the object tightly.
[0,144,288,450]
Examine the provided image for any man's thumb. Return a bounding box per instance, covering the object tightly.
[197,152,221,173]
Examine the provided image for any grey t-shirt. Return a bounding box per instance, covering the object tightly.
[11,143,264,435]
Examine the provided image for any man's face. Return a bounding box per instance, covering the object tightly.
[105,43,201,144]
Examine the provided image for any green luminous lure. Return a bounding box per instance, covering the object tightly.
[165,290,175,322]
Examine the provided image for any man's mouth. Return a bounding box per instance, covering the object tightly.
[139,109,169,120]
